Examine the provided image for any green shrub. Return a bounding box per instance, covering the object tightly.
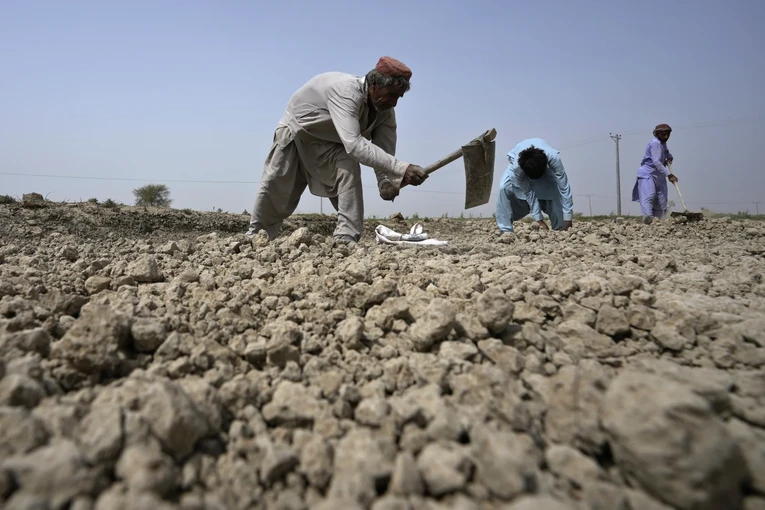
[133,184,172,207]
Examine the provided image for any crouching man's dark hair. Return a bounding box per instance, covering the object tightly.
[518,146,548,179]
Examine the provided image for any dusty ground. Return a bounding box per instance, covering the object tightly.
[1,196,765,510]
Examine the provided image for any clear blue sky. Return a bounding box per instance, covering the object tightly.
[2,0,764,218]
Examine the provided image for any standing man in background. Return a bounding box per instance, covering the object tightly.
[495,138,574,233]
[246,56,428,245]
[632,124,678,224]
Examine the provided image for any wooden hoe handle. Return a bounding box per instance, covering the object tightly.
[422,128,497,175]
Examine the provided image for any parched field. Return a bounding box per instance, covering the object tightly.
[1,199,765,510]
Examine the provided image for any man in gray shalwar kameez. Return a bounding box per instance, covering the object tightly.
[247,56,428,244]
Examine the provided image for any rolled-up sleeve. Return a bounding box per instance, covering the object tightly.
[326,82,408,186]
[549,153,574,221]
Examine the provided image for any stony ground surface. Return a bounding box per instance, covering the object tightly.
[1,197,765,510]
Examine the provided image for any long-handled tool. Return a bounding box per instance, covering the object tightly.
[401,128,497,209]
[668,162,703,221]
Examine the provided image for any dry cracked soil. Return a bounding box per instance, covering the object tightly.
[2,196,765,510]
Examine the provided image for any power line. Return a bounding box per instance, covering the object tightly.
[4,170,759,211]
[574,193,616,199]
[557,134,605,149]
[620,115,765,137]
[0,172,256,184]
[679,200,761,205]
[4,172,760,205]
[559,114,765,149]
[4,112,763,201]
[576,194,761,206]
[0,171,466,195]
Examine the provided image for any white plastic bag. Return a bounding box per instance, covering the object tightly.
[374,222,448,246]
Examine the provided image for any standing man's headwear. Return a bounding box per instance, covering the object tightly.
[654,123,672,133]
[375,56,412,80]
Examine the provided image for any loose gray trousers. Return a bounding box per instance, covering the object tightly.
[248,125,364,241]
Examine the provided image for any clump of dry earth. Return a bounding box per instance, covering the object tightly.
[1,196,765,510]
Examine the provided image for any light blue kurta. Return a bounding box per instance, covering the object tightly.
[495,138,574,232]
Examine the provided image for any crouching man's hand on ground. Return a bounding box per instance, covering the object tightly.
[378,179,400,201]
[403,165,428,186]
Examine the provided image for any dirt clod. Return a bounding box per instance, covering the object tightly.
[1,201,764,509]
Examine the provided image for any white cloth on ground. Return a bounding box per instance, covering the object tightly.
[374,223,448,246]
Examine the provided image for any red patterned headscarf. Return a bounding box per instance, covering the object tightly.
[375,56,412,80]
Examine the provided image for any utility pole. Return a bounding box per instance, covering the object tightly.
[610,133,622,216]
[585,194,593,216]
[755,201,761,215]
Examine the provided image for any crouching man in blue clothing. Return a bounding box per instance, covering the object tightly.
[495,138,574,232]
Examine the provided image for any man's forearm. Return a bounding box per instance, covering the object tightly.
[370,117,408,186]
[345,137,407,183]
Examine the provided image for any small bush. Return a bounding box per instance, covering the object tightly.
[181,208,194,215]
[87,197,99,204]
[133,184,172,207]
[102,199,119,208]
[0,195,17,204]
